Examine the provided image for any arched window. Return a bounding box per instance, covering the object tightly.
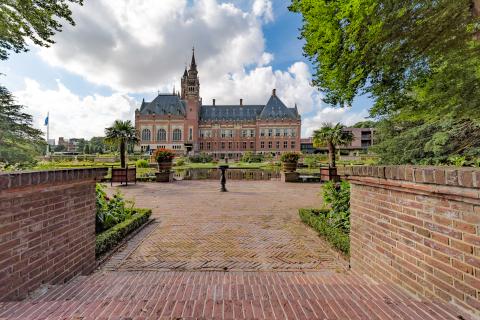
[172,129,182,141]
[141,129,151,141]
[157,129,166,141]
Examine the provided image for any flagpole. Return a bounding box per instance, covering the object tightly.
[46,112,50,155]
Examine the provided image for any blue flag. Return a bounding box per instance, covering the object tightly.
[44,115,49,126]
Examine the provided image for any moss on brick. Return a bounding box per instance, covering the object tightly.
[299,208,350,255]
[95,208,152,257]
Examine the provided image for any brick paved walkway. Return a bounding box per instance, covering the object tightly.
[0,181,474,319]
[108,181,346,272]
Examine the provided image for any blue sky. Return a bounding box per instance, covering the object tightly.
[0,0,371,140]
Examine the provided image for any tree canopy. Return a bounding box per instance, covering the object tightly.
[105,120,139,168]
[0,0,83,60]
[290,0,480,164]
[0,85,45,165]
[313,123,354,167]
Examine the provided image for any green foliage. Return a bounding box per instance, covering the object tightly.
[135,159,149,168]
[95,184,135,233]
[313,123,354,168]
[290,0,480,164]
[0,0,83,60]
[299,208,350,255]
[95,208,151,257]
[352,121,376,128]
[372,118,480,165]
[154,148,175,162]
[280,152,300,163]
[0,86,45,167]
[241,152,263,163]
[105,120,138,168]
[189,152,213,163]
[175,157,186,166]
[322,181,351,232]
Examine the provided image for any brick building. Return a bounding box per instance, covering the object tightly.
[135,50,301,159]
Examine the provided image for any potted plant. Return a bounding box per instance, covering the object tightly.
[280,152,300,172]
[154,148,175,172]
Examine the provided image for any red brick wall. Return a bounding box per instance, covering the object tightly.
[345,166,480,316]
[0,168,106,301]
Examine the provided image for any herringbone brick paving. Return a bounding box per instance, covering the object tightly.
[0,181,474,319]
[110,181,347,272]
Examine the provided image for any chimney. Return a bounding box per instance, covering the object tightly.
[213,98,216,106]
[272,89,276,96]
[240,98,243,106]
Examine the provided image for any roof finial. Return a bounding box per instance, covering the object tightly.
[173,84,176,95]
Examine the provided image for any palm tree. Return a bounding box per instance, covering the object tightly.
[104,120,139,168]
[313,123,354,168]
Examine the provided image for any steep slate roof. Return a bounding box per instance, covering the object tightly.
[258,95,298,120]
[139,94,186,116]
[200,105,264,121]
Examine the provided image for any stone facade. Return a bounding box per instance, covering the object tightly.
[0,168,106,301]
[345,166,480,317]
[135,50,301,159]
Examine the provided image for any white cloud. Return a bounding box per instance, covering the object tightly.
[39,0,271,92]
[17,0,372,139]
[14,79,136,140]
[252,0,274,22]
[302,107,370,137]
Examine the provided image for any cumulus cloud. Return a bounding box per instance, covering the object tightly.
[39,0,271,92]
[15,79,136,139]
[302,107,370,137]
[17,0,371,139]
[252,0,274,22]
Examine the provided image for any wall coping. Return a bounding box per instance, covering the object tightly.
[0,168,108,193]
[343,165,480,189]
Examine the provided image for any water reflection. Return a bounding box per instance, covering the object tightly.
[173,168,281,181]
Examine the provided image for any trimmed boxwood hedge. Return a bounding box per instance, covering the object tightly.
[299,208,350,255]
[95,208,152,257]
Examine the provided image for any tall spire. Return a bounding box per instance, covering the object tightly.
[190,46,197,71]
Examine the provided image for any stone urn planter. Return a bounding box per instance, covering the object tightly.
[280,152,301,173]
[153,148,175,182]
[282,161,298,172]
[157,161,173,172]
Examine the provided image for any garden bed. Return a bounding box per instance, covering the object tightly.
[299,208,350,255]
[95,208,152,257]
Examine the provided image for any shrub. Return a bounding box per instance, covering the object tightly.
[280,152,300,163]
[322,180,351,232]
[95,184,134,233]
[95,208,151,257]
[299,208,350,255]
[175,157,186,166]
[241,152,264,163]
[154,148,175,163]
[189,152,213,163]
[135,159,149,168]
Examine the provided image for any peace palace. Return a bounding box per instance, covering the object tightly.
[135,50,301,159]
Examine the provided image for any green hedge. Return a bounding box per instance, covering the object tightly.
[95,208,152,257]
[299,208,350,255]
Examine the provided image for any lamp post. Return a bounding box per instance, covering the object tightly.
[219,165,229,192]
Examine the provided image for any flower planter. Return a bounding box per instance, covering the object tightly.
[282,161,298,172]
[157,161,173,172]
